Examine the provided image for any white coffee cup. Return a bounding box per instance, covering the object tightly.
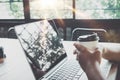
[77,33,99,51]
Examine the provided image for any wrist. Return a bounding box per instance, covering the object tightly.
[85,62,105,80]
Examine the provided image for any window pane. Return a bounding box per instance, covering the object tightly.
[76,10,120,19]
[0,0,24,19]
[76,0,120,19]
[30,0,73,19]
[0,0,9,1]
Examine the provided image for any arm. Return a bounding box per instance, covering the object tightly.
[102,43,120,62]
[73,42,105,80]
[84,62,105,80]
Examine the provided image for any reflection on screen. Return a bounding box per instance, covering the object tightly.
[15,20,66,72]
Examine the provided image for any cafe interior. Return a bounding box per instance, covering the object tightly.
[0,0,120,80]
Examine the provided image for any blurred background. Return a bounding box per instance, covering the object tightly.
[0,0,120,42]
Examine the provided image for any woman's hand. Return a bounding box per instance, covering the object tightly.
[73,42,105,80]
[73,42,101,70]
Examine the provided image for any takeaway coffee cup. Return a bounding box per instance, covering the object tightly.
[77,33,99,51]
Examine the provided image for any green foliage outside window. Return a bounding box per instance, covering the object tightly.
[0,0,120,19]
[76,0,120,19]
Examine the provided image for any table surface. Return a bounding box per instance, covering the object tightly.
[0,38,119,80]
[0,38,36,80]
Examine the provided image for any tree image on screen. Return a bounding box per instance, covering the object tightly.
[16,21,66,72]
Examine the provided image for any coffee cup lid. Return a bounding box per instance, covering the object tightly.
[77,33,99,42]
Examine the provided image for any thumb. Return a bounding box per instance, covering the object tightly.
[74,42,87,52]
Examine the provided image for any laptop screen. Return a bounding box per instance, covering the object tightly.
[14,20,67,77]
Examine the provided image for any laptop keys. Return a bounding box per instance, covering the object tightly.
[48,60,83,80]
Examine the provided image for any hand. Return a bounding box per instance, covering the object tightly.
[73,42,101,70]
[73,42,105,80]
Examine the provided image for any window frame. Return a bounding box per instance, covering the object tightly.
[0,0,75,24]
[0,0,120,24]
[0,0,29,23]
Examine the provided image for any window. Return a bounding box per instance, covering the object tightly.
[0,0,24,19]
[75,0,120,19]
[0,0,120,20]
[29,0,73,19]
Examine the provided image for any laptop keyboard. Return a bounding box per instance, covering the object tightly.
[48,60,83,80]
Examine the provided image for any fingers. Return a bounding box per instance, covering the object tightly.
[73,49,81,61]
[73,42,102,65]
[93,49,101,64]
[73,49,80,54]
[74,42,101,55]
[94,48,101,54]
[74,42,87,52]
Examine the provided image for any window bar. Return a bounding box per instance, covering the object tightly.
[73,0,75,20]
[23,0,30,22]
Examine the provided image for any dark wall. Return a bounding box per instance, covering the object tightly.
[0,19,120,42]
[53,19,120,42]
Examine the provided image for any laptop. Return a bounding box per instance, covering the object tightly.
[14,20,83,80]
